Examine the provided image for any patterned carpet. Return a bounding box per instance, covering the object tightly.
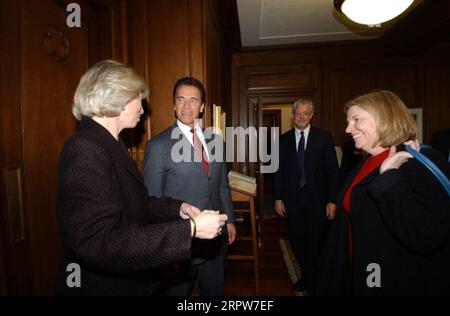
[279,239,307,296]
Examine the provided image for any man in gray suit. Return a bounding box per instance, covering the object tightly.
[143,77,236,296]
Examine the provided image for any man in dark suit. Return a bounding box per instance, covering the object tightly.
[143,77,236,296]
[273,98,339,295]
[431,128,450,162]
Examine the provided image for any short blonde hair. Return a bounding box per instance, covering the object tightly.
[345,90,417,147]
[72,59,149,121]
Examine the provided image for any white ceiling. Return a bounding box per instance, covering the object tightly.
[236,0,422,47]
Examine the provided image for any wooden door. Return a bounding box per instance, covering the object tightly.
[0,0,32,296]
[0,0,123,295]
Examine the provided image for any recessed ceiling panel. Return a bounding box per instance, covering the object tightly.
[237,0,385,47]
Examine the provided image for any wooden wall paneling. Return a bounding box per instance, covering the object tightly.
[240,64,321,112]
[21,0,86,295]
[205,0,221,126]
[247,96,259,177]
[0,0,33,295]
[234,74,250,174]
[231,60,241,127]
[126,0,149,82]
[245,64,320,94]
[208,0,241,54]
[20,0,122,295]
[311,63,323,129]
[206,0,236,121]
[322,62,333,132]
[230,65,241,172]
[235,42,382,67]
[327,63,371,146]
[123,0,150,164]
[146,0,189,136]
[371,61,419,107]
[416,60,427,142]
[0,231,6,295]
[85,0,114,65]
[206,0,231,127]
[423,63,450,143]
[146,0,206,136]
[188,0,206,84]
[223,52,233,126]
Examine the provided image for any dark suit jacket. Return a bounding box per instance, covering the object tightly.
[273,126,339,214]
[431,128,450,160]
[56,117,192,296]
[317,147,450,296]
[143,124,234,260]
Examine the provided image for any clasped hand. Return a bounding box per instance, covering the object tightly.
[180,203,227,239]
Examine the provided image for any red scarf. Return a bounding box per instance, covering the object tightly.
[343,149,389,260]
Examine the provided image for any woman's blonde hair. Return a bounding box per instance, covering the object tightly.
[345,90,418,147]
[72,59,149,121]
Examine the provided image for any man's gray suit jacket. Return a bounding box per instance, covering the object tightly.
[143,124,235,224]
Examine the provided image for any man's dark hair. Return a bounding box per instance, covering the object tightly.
[172,77,206,104]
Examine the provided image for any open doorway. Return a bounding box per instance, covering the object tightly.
[261,104,294,218]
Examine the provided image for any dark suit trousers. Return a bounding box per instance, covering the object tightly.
[287,188,330,294]
[158,233,227,296]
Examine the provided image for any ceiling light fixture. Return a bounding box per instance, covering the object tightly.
[334,0,415,27]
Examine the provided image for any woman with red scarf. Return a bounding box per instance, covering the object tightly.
[316,90,450,296]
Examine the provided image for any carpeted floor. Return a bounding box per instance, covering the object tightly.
[279,238,307,296]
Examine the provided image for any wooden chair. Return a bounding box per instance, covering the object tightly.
[227,188,260,292]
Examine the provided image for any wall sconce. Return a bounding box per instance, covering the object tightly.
[334,0,415,27]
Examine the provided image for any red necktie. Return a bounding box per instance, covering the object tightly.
[190,128,209,174]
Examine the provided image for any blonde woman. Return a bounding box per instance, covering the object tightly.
[56,60,227,295]
[317,90,450,296]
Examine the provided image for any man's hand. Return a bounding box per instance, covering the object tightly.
[227,223,237,245]
[179,202,201,220]
[326,202,337,220]
[274,200,286,217]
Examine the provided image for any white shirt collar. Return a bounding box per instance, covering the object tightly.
[295,124,311,148]
[176,119,210,160]
[176,119,201,134]
[295,124,311,136]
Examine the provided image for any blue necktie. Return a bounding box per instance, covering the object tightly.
[297,131,306,189]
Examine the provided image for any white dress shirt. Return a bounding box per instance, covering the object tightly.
[176,119,211,161]
[295,125,311,152]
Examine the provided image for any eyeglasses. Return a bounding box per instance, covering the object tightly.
[175,97,201,106]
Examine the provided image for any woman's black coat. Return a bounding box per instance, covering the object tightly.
[317,148,450,295]
[56,118,192,295]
